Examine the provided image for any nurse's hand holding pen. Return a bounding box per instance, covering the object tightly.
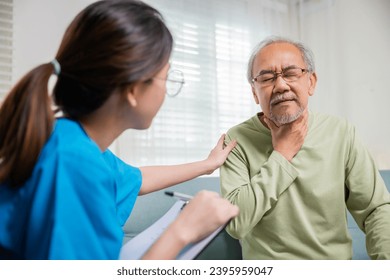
[175,191,239,241]
[142,190,239,260]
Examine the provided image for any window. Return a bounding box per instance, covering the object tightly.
[0,0,13,100]
[115,0,293,169]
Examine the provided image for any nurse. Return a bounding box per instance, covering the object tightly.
[0,0,238,259]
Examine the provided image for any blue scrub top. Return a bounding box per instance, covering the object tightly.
[0,118,142,259]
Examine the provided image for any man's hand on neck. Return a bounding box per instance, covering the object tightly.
[262,109,308,162]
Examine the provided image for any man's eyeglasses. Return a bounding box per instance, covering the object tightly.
[154,69,185,97]
[251,66,309,86]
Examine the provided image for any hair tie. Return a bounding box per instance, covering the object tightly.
[50,59,61,75]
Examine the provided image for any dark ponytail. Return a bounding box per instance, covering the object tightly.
[0,63,55,187]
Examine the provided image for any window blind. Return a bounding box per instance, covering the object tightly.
[0,0,13,100]
[115,0,292,168]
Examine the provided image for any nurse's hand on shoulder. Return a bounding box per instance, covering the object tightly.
[172,190,239,244]
[204,134,237,174]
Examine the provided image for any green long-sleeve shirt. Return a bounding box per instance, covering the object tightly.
[220,111,390,259]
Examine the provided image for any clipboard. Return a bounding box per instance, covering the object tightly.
[119,200,225,260]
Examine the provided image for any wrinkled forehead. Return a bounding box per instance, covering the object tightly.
[254,42,306,72]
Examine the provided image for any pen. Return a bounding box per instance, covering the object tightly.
[164,191,193,202]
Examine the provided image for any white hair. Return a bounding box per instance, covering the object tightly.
[247,36,315,83]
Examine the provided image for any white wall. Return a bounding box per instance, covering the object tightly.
[13,0,92,80]
[301,0,390,169]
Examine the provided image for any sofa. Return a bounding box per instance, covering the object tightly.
[123,170,390,260]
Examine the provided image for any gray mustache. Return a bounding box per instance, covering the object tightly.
[270,93,298,105]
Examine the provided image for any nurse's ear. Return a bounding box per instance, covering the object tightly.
[125,85,138,107]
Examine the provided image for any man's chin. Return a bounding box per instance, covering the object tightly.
[269,110,303,125]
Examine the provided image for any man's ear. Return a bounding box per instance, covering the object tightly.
[252,85,260,104]
[308,72,317,96]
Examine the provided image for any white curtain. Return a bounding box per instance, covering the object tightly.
[115,0,298,168]
[0,0,13,99]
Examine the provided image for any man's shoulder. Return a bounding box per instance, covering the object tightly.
[226,114,263,136]
[311,111,353,131]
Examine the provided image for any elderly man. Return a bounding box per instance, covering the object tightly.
[220,36,390,259]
